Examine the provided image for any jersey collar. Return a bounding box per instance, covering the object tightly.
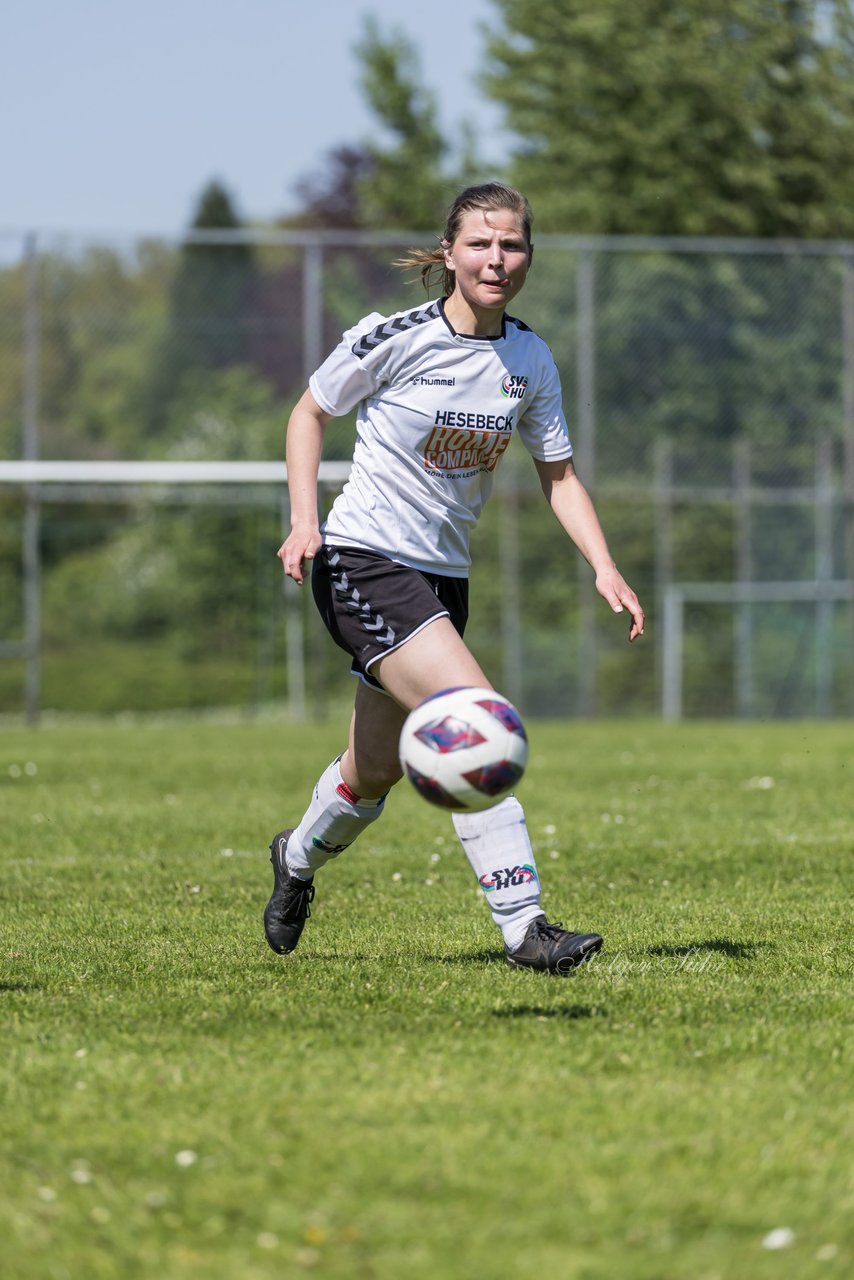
[438,297,506,343]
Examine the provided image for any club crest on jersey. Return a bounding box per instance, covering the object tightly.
[500,374,528,399]
[479,864,539,893]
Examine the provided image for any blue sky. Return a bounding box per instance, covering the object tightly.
[3,0,505,236]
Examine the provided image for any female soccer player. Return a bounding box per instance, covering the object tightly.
[264,182,644,975]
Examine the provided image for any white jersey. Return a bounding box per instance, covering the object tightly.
[309,297,572,577]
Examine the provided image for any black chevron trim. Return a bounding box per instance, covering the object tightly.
[351,300,442,359]
[328,554,397,648]
[505,313,532,332]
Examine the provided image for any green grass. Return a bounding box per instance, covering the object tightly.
[2,716,852,1279]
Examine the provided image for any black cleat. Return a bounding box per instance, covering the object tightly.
[264,829,315,954]
[505,915,603,975]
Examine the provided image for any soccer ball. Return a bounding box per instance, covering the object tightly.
[398,686,528,812]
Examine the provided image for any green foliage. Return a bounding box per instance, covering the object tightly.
[320,245,428,358]
[466,474,658,717]
[145,182,258,437]
[0,257,26,458]
[289,16,481,237]
[592,251,843,461]
[26,496,284,713]
[0,243,173,460]
[3,9,852,725]
[484,0,854,236]
[1,718,852,1278]
[291,145,377,230]
[0,504,22,635]
[354,18,464,230]
[159,365,284,462]
[509,242,844,476]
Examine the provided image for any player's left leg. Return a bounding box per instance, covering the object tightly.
[376,621,599,970]
[452,799,602,973]
[375,623,539,939]
[377,620,602,972]
[451,797,544,948]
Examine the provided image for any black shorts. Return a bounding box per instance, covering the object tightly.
[312,546,469,691]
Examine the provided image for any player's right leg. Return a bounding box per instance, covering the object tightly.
[265,548,470,955]
[369,614,489,707]
[264,683,402,954]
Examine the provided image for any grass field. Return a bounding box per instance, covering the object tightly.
[2,715,852,1279]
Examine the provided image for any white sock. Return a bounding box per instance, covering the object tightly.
[286,758,386,878]
[452,796,544,951]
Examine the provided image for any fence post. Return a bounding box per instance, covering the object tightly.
[815,435,834,717]
[23,232,41,726]
[575,250,596,715]
[654,438,674,716]
[499,461,523,708]
[733,439,753,718]
[302,240,323,389]
[661,587,684,721]
[281,489,306,720]
[843,257,854,716]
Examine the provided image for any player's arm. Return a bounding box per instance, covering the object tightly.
[534,456,644,642]
[278,388,332,585]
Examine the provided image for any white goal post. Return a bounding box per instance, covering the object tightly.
[0,460,352,485]
[661,580,852,720]
[0,459,352,723]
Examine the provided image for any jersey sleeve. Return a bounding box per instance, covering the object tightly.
[515,353,573,461]
[308,312,387,417]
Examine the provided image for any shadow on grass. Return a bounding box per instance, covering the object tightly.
[646,939,769,960]
[491,1004,608,1021]
[0,982,40,992]
[291,949,504,966]
[431,948,505,966]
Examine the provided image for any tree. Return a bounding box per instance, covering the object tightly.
[284,21,453,232]
[171,181,255,364]
[291,145,376,230]
[353,18,464,229]
[483,0,854,236]
[288,20,484,235]
[279,21,482,387]
[145,180,257,435]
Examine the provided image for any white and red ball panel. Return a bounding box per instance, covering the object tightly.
[398,686,528,812]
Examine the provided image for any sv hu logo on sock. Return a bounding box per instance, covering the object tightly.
[311,836,351,854]
[479,864,538,893]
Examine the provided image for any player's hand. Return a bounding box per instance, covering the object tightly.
[278,524,322,585]
[595,568,645,642]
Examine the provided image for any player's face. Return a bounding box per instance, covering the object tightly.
[443,208,532,318]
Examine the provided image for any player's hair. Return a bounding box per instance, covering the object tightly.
[396,182,533,296]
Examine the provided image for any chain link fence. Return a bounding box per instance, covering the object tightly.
[1,229,853,720]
